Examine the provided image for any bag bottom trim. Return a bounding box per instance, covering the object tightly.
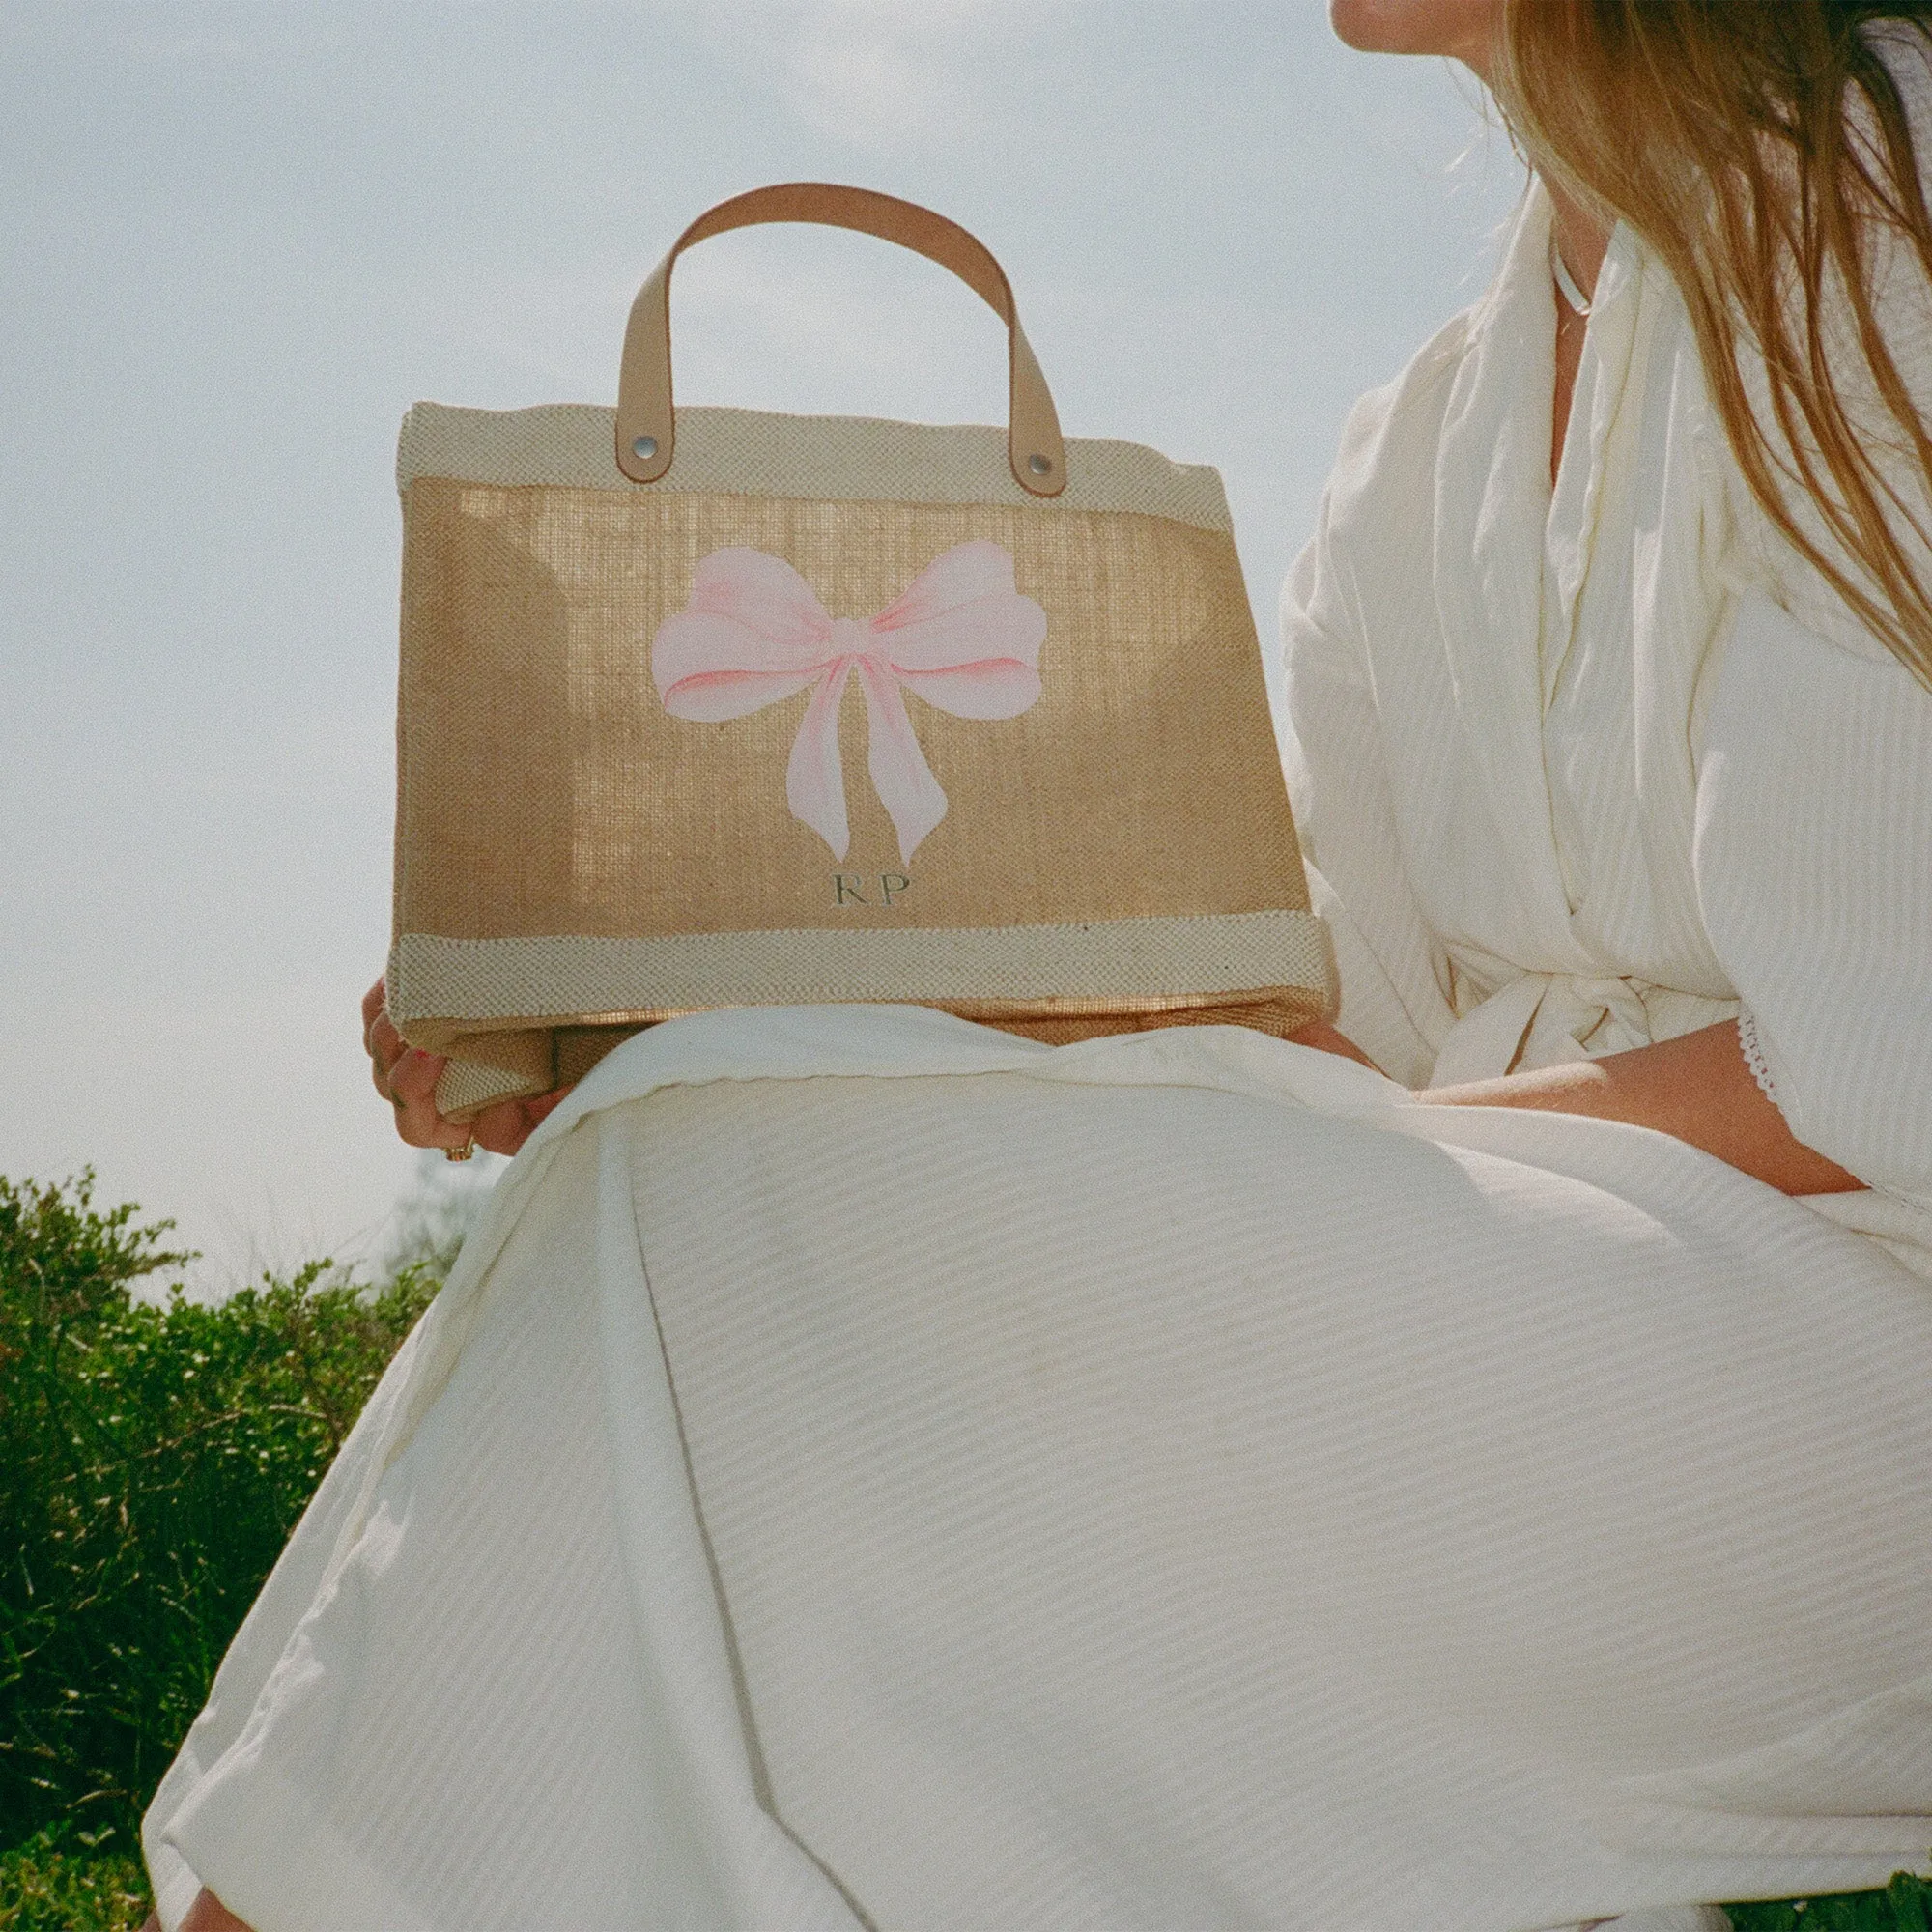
[388,909,1331,1029]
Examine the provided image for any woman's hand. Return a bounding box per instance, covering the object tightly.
[362,978,573,1160]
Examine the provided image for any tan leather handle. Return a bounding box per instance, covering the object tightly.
[615,183,1066,498]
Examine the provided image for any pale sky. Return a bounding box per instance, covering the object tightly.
[0,2,1526,1290]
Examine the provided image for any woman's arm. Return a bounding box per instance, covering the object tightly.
[1414,1019,1864,1197]
[1282,446,1463,1091]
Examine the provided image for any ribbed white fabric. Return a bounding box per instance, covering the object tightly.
[1282,174,1932,1277]
[146,1006,1932,1931]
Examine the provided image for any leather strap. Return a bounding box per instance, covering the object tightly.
[615,183,1066,498]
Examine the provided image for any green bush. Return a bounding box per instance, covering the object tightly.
[0,1821,150,1932]
[0,1171,437,1906]
[0,1170,1925,1931]
[1724,1874,1932,1930]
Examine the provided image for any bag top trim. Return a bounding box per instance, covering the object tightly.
[398,401,1234,536]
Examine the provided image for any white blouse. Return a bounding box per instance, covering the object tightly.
[1281,168,1932,1272]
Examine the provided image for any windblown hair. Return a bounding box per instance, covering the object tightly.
[1497,0,1932,688]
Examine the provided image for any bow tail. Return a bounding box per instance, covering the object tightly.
[785,661,855,861]
[857,661,949,866]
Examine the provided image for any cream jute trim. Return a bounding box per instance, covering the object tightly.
[437,1059,542,1119]
[389,910,1328,1025]
[397,402,1234,534]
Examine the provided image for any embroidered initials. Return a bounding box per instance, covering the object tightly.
[835,873,913,907]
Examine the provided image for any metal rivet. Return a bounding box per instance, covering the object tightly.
[1028,453,1052,476]
[632,435,659,462]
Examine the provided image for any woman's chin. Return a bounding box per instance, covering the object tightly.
[1327,0,1493,62]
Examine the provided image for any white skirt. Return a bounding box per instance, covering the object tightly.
[144,1008,1932,1932]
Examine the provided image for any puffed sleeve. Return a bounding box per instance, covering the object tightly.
[1693,589,1932,1213]
[1281,400,1458,1089]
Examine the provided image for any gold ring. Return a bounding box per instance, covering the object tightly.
[445,1139,476,1163]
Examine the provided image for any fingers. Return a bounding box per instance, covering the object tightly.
[367,1009,409,1100]
[385,1046,472,1152]
[520,1087,574,1132]
[469,1095,533,1157]
[362,972,574,1158]
[469,1084,577,1158]
[360,977,386,1043]
[363,978,408,1106]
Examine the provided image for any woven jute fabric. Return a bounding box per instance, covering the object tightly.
[399,403,1236,533]
[391,405,1330,1114]
[391,913,1328,1019]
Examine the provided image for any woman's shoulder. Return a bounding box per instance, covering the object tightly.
[1321,307,1476,539]
[1721,23,1932,670]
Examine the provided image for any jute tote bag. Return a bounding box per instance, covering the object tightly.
[388,184,1334,1117]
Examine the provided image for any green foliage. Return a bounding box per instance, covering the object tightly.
[0,1171,438,1884]
[0,1822,150,1932]
[1724,1873,1932,1931]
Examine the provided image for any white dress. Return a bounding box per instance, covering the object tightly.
[146,185,1932,1932]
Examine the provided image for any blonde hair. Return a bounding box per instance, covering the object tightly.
[1497,0,1932,688]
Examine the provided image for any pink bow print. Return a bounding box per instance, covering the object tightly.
[652,540,1047,865]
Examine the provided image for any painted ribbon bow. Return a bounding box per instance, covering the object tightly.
[652,540,1046,864]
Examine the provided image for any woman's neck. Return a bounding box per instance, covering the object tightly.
[1429,0,1613,293]
[1545,179,1614,488]
[1546,179,1612,306]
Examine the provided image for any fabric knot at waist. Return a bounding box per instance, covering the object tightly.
[1427,969,1740,1088]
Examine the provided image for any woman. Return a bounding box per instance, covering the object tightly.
[147,3,1932,1928]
